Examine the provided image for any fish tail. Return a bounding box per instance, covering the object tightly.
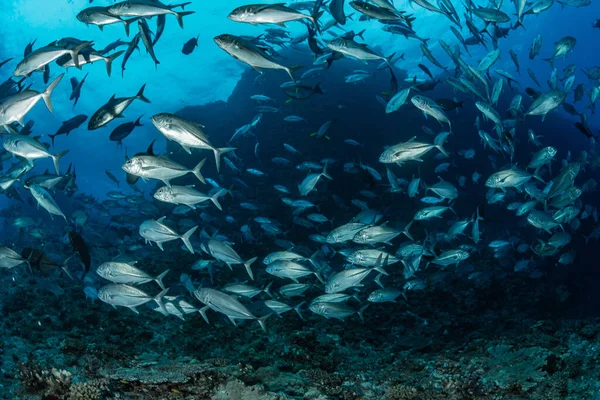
[155,269,170,290]
[403,220,414,241]
[49,134,57,147]
[136,84,151,103]
[257,313,271,333]
[543,57,554,69]
[52,150,69,175]
[385,51,397,69]
[60,255,75,280]
[285,65,303,83]
[180,225,198,254]
[105,50,125,77]
[153,288,170,315]
[294,301,306,320]
[210,189,225,211]
[198,305,210,324]
[175,10,195,29]
[41,73,65,114]
[213,147,235,172]
[435,142,449,158]
[122,17,141,37]
[192,158,206,184]
[244,256,257,281]
[322,163,332,180]
[357,304,369,323]
[263,281,274,298]
[70,41,93,69]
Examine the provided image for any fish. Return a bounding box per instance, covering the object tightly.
[0,247,31,270]
[411,96,452,130]
[68,231,91,275]
[154,186,225,210]
[0,74,64,127]
[77,6,140,35]
[122,155,206,187]
[3,135,69,175]
[14,42,92,76]
[298,164,332,196]
[139,217,198,254]
[205,239,257,280]
[96,261,169,289]
[228,3,319,27]
[109,116,143,145]
[194,287,270,332]
[380,136,448,164]
[69,73,88,108]
[150,113,235,172]
[138,18,160,67]
[88,85,150,130]
[99,284,169,315]
[525,90,568,120]
[107,1,194,28]
[544,36,577,67]
[215,34,301,82]
[326,38,396,68]
[182,35,199,55]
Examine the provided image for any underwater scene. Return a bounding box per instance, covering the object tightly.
[1,0,600,398]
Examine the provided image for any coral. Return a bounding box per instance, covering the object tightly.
[67,379,109,400]
[103,360,210,384]
[211,378,283,400]
[384,383,419,400]
[206,358,230,367]
[18,361,73,397]
[483,344,549,391]
[61,338,87,356]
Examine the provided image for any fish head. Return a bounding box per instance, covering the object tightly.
[97,286,113,303]
[2,136,17,152]
[213,34,236,50]
[228,5,254,22]
[194,288,210,304]
[411,95,427,109]
[153,186,174,202]
[308,301,326,314]
[75,9,92,23]
[485,174,500,188]
[150,113,173,130]
[95,262,111,279]
[122,157,142,175]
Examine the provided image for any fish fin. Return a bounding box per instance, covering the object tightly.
[213,147,236,172]
[156,241,165,251]
[52,150,69,175]
[210,189,225,211]
[155,269,170,290]
[285,65,303,83]
[199,306,210,324]
[294,301,306,320]
[257,313,271,333]
[70,41,93,69]
[175,10,195,29]
[105,50,125,77]
[180,225,198,254]
[244,256,257,280]
[357,304,369,323]
[153,288,169,315]
[128,306,139,314]
[135,84,151,103]
[41,73,65,113]
[191,158,206,184]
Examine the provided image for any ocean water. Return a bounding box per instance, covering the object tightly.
[1,0,600,399]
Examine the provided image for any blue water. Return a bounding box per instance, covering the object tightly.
[1,0,600,398]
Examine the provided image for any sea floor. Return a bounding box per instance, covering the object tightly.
[3,270,600,400]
